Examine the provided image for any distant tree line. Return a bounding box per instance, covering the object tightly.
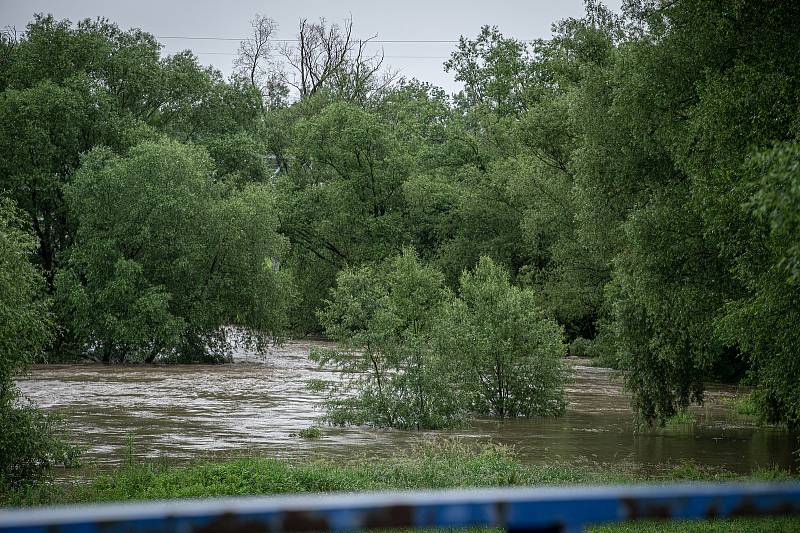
[0,0,799,482]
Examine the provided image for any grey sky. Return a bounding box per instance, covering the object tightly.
[1,0,622,94]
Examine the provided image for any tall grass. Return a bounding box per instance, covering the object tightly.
[2,438,797,532]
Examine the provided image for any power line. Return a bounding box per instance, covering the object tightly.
[192,51,449,59]
[156,36,464,43]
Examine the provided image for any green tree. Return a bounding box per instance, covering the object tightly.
[0,197,75,485]
[0,198,51,399]
[717,142,800,426]
[437,257,568,418]
[564,0,800,425]
[0,15,265,302]
[314,249,463,429]
[56,139,294,362]
[277,97,413,331]
[445,25,533,117]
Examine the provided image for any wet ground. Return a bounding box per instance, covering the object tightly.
[16,340,797,475]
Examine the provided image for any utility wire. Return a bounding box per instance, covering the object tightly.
[155,35,468,59]
[156,36,539,43]
[191,51,449,59]
[156,36,465,43]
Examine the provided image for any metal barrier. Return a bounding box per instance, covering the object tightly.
[2,483,800,533]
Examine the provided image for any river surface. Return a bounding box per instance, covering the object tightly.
[17,340,796,475]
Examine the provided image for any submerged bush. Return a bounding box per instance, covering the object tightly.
[296,426,322,439]
[314,248,464,429]
[316,251,569,427]
[665,410,696,428]
[437,257,569,418]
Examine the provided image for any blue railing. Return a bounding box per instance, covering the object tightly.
[2,483,800,533]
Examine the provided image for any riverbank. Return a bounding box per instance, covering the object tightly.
[3,440,798,532]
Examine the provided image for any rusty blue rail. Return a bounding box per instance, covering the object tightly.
[2,483,800,533]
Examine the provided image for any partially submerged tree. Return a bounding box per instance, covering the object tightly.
[314,249,462,429]
[437,257,568,418]
[315,251,570,427]
[56,139,295,363]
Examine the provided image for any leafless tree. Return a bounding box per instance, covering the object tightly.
[234,15,287,110]
[0,26,19,73]
[279,16,395,102]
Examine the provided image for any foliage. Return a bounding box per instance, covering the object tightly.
[437,257,568,418]
[733,394,759,419]
[56,140,294,362]
[665,410,695,428]
[715,142,800,427]
[5,440,800,533]
[599,0,800,425]
[0,198,52,387]
[717,393,760,424]
[0,404,81,486]
[314,249,463,429]
[445,25,533,116]
[3,1,800,434]
[296,426,322,440]
[568,337,596,358]
[0,198,78,486]
[276,95,416,331]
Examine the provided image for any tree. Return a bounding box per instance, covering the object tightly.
[279,16,393,102]
[564,0,800,425]
[717,142,800,426]
[234,14,287,111]
[0,197,75,485]
[0,198,51,398]
[445,26,533,117]
[314,249,463,429]
[437,257,568,418]
[56,139,294,362]
[277,97,412,331]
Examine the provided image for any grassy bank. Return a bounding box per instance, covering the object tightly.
[2,440,798,532]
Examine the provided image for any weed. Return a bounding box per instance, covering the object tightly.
[297,426,322,440]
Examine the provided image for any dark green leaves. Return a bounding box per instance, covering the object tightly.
[57,140,294,362]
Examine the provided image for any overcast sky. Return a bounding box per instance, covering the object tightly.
[1,0,622,94]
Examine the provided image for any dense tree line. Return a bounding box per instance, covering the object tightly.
[0,0,798,469]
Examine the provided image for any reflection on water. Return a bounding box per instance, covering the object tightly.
[16,340,796,475]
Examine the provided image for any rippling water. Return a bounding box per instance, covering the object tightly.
[16,340,796,475]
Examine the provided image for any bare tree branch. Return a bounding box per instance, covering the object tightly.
[234,15,288,110]
[278,16,395,102]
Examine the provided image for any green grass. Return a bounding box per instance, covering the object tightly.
[717,391,760,421]
[2,439,798,532]
[734,392,759,418]
[665,409,696,427]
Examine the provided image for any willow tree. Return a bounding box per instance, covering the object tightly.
[56,139,295,363]
[314,249,463,429]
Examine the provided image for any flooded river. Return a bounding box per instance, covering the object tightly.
[17,340,797,475]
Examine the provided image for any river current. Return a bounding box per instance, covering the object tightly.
[17,340,796,475]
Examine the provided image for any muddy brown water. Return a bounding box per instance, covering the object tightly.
[17,340,797,476]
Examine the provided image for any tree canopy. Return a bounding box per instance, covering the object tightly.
[57,140,293,362]
[1,1,799,433]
